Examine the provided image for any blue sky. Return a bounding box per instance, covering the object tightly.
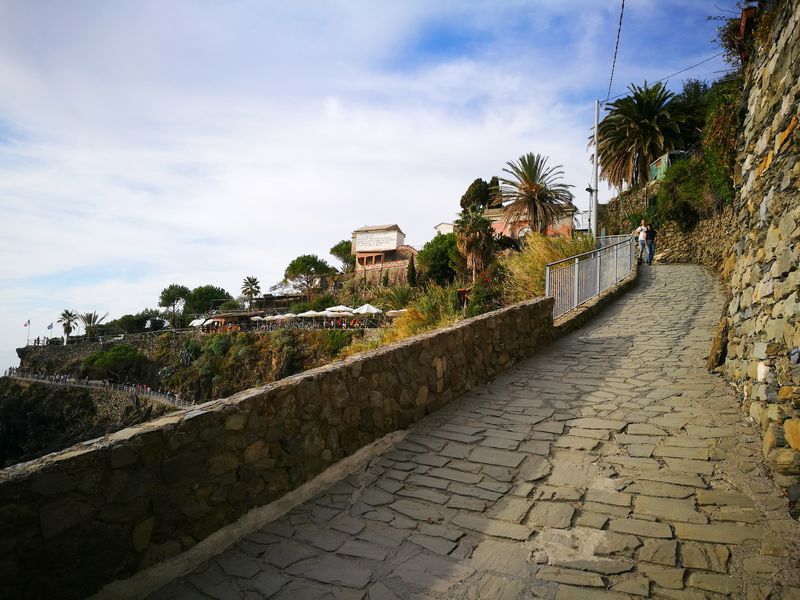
[0,0,732,371]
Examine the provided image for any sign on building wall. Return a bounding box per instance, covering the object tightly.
[354,230,403,252]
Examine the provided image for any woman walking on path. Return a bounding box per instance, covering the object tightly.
[645,223,657,265]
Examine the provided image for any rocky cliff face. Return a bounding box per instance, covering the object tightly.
[724,3,800,490]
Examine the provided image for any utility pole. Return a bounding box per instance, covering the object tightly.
[592,99,600,239]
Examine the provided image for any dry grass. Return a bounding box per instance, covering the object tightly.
[500,233,595,303]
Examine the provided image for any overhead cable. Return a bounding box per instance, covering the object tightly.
[605,0,626,104]
[606,51,726,102]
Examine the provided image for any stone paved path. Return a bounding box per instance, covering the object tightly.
[151,266,800,600]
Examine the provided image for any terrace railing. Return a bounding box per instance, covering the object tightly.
[6,371,193,409]
[545,236,635,319]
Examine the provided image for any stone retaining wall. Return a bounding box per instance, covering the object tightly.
[724,3,800,495]
[0,293,571,599]
[654,205,738,276]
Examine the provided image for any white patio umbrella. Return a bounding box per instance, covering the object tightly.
[354,304,382,315]
[188,318,205,327]
[276,313,296,319]
[250,316,263,321]
[385,309,408,317]
[297,310,322,317]
[325,305,354,313]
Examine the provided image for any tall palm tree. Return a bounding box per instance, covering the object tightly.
[499,153,575,234]
[454,205,495,283]
[79,311,109,337]
[58,309,79,339]
[241,276,261,309]
[596,81,684,189]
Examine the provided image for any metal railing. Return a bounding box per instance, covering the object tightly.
[545,236,635,319]
[5,371,194,409]
[596,234,632,248]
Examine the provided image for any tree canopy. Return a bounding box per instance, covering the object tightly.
[58,309,79,338]
[596,82,684,189]
[499,153,574,233]
[455,206,495,283]
[241,276,261,308]
[417,233,460,286]
[159,284,191,325]
[329,240,356,273]
[459,177,501,211]
[283,254,336,299]
[184,285,232,315]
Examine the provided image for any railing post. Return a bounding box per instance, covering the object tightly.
[596,251,601,296]
[573,258,580,310]
[545,265,551,297]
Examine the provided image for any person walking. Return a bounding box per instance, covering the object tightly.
[645,222,658,265]
[633,219,647,264]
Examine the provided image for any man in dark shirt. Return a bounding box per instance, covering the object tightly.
[645,223,657,265]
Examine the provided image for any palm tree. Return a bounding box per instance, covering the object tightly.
[596,81,684,189]
[499,153,575,234]
[241,276,261,309]
[58,309,79,340]
[454,205,495,283]
[79,311,109,337]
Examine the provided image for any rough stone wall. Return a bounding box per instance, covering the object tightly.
[654,205,738,275]
[0,295,564,599]
[724,2,800,490]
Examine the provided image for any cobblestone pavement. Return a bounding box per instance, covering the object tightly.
[151,266,800,600]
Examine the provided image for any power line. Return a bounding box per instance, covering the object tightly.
[606,51,726,102]
[605,0,626,104]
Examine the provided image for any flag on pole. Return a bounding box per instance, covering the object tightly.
[23,319,30,327]
[47,323,54,330]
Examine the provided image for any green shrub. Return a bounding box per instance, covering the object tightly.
[653,159,709,232]
[702,77,742,204]
[466,268,504,318]
[380,285,416,309]
[417,233,462,285]
[83,344,151,382]
[500,234,595,303]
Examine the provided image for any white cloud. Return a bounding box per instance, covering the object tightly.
[0,0,730,371]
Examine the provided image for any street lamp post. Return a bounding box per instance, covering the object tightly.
[591,99,601,239]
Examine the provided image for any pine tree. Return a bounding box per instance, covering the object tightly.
[406,256,417,287]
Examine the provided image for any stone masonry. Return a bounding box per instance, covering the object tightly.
[148,266,800,600]
[0,292,564,599]
[724,2,800,496]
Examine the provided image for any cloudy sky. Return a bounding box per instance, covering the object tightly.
[0,0,731,371]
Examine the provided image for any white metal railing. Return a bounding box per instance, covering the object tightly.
[545,236,635,319]
[596,234,632,248]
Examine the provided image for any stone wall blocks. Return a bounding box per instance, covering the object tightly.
[769,447,800,475]
[785,419,800,450]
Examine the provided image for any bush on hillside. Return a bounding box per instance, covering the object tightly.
[500,234,595,303]
[702,77,742,205]
[83,344,153,383]
[416,233,463,285]
[465,268,505,318]
[653,159,710,232]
